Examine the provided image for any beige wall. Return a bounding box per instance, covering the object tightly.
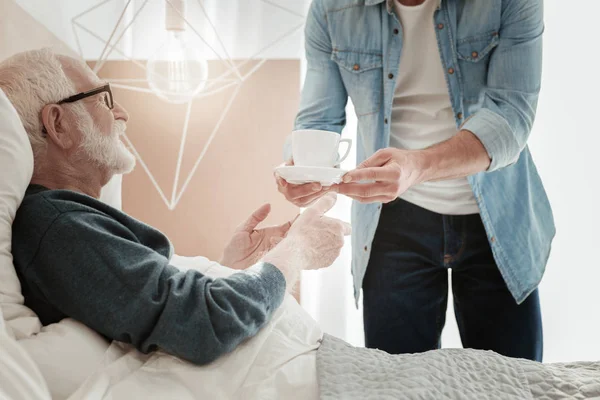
[0,0,77,60]
[95,61,300,261]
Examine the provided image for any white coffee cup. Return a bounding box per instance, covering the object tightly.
[292,129,352,168]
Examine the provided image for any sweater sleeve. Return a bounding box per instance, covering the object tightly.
[23,211,286,366]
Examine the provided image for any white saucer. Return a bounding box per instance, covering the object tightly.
[275,165,348,186]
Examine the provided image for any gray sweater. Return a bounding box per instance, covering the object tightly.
[11,185,286,365]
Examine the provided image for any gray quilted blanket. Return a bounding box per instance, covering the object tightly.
[317,334,600,399]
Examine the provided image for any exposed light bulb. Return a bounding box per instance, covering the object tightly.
[146,0,208,104]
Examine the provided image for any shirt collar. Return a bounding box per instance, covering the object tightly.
[366,0,442,13]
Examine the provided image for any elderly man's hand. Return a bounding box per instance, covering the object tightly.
[281,193,352,270]
[262,194,352,289]
[220,204,293,270]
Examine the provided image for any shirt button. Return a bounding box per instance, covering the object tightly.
[437,23,444,30]
[384,118,388,124]
[471,51,478,59]
[353,64,360,71]
[457,112,463,119]
[388,73,394,79]
[364,246,368,252]
[393,28,399,35]
[377,205,381,210]
[448,67,455,75]
[491,237,496,243]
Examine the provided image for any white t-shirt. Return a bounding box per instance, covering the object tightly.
[390,0,479,215]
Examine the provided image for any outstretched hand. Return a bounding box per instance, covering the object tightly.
[220,204,293,270]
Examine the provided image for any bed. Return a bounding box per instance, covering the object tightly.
[11,256,600,400]
[10,255,600,400]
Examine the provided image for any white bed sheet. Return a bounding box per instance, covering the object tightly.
[64,255,322,400]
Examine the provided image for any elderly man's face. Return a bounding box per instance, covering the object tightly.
[62,60,135,174]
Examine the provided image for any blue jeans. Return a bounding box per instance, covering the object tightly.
[362,198,543,361]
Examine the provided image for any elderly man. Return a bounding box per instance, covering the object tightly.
[1,49,350,366]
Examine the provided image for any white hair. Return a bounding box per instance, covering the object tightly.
[0,48,75,158]
[0,49,135,175]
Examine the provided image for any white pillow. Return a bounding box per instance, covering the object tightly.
[1,88,112,398]
[0,88,41,339]
[100,174,123,210]
[18,319,110,400]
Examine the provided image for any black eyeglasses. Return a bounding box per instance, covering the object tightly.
[57,83,114,110]
[42,83,114,136]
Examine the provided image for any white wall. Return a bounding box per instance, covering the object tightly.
[0,0,78,60]
[303,1,600,363]
[519,1,600,362]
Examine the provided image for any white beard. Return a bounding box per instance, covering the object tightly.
[78,112,136,175]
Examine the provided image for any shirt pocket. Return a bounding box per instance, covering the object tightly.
[331,50,383,117]
[456,31,499,105]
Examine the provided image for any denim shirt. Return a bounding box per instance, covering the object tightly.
[292,0,555,305]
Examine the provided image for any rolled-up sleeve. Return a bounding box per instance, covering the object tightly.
[461,0,544,172]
